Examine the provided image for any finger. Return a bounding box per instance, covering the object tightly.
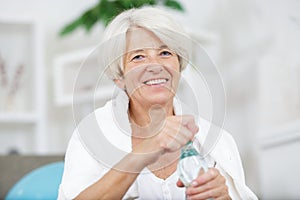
[157,116,197,152]
[165,118,195,139]
[191,168,219,187]
[164,123,195,151]
[180,115,199,134]
[172,115,197,132]
[187,185,226,200]
[186,171,225,195]
[175,123,195,144]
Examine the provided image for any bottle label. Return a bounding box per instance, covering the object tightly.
[180,149,199,159]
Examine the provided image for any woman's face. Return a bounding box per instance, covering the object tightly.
[120,27,180,106]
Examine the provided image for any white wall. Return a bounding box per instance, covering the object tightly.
[0,0,300,198]
[0,0,104,154]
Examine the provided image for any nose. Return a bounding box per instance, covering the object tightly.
[147,53,160,64]
[146,64,163,73]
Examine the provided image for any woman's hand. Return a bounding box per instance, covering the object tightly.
[154,115,199,152]
[177,168,231,200]
[131,115,198,165]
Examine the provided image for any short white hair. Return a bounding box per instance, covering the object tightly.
[100,6,192,80]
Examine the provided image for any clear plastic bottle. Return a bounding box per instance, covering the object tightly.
[178,141,208,187]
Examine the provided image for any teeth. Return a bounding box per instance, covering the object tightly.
[144,78,167,85]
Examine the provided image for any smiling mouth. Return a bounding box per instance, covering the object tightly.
[143,78,168,85]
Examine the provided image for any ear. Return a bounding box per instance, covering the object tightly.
[114,78,126,90]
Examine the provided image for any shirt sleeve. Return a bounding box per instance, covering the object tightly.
[215,130,258,200]
[58,129,109,200]
[58,129,139,200]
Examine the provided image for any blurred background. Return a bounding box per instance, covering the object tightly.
[0,0,299,199]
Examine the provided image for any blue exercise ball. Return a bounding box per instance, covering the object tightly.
[5,162,64,200]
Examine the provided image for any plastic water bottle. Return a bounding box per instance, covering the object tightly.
[178,141,208,187]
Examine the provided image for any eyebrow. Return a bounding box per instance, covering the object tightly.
[129,49,144,54]
[159,45,169,49]
[128,45,170,54]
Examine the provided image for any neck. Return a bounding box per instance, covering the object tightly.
[128,100,174,127]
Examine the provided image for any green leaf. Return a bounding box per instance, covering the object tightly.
[163,0,184,11]
[117,0,156,9]
[80,10,95,31]
[98,0,124,26]
[117,0,135,8]
[134,0,156,8]
[59,0,185,36]
[59,17,83,36]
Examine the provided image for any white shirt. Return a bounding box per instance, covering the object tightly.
[58,91,258,200]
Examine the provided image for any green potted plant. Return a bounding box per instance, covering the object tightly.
[59,0,184,36]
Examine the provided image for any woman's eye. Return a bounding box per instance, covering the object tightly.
[160,50,172,57]
[131,55,144,61]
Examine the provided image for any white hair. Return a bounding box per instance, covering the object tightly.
[100,6,192,80]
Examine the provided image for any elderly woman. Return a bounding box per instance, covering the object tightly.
[58,6,257,200]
